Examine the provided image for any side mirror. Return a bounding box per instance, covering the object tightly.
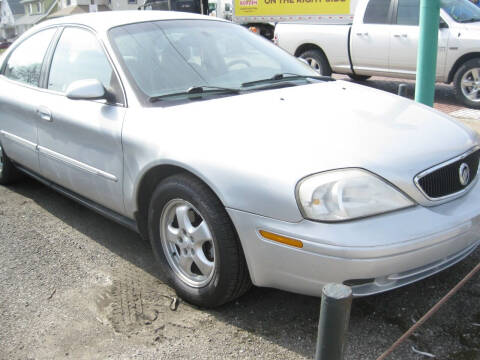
[66,79,106,101]
[440,19,449,29]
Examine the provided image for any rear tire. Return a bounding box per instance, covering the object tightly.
[299,49,332,76]
[453,58,480,109]
[0,143,20,185]
[348,74,371,82]
[148,174,251,308]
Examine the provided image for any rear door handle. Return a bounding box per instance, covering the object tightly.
[37,106,52,122]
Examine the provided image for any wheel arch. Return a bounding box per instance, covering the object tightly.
[134,163,228,241]
[294,43,332,74]
[447,52,480,83]
[294,43,329,62]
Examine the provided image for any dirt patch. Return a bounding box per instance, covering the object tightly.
[94,266,200,343]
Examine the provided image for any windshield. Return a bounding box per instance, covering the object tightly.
[108,20,317,101]
[441,0,480,22]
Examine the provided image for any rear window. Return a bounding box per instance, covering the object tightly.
[363,0,392,24]
[397,0,420,25]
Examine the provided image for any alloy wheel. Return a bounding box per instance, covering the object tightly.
[304,57,323,74]
[159,199,216,288]
[461,68,480,103]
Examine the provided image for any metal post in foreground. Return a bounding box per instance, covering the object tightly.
[398,84,408,98]
[315,283,353,360]
[414,0,440,107]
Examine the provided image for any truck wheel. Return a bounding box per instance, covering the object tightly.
[0,142,20,185]
[148,174,251,308]
[453,58,480,109]
[348,74,371,82]
[299,49,332,76]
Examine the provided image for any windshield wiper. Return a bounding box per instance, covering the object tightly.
[241,73,333,88]
[149,86,241,102]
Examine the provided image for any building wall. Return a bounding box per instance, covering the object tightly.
[23,0,55,15]
[109,0,140,11]
[1,0,14,27]
[13,0,57,37]
[0,0,15,39]
[58,0,107,9]
[14,22,26,34]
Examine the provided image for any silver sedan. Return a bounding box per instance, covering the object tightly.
[0,11,479,308]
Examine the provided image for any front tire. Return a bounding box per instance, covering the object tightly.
[454,58,480,109]
[0,143,20,185]
[148,174,251,308]
[299,49,332,76]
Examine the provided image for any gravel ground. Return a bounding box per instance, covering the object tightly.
[1,81,480,360]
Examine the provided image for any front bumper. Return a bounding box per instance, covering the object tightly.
[227,180,480,298]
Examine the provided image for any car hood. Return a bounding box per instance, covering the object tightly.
[125,80,479,222]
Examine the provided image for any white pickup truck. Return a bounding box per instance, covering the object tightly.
[274,0,480,108]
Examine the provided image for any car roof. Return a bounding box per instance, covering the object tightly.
[37,10,222,33]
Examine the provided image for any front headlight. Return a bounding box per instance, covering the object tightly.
[296,169,414,222]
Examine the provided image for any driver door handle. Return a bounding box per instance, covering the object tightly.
[37,106,52,122]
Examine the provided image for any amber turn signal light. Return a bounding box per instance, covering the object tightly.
[259,230,303,248]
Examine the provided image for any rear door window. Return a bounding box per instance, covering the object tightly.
[363,0,393,24]
[3,28,56,87]
[397,0,420,25]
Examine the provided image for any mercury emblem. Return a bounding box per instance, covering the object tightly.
[459,163,470,186]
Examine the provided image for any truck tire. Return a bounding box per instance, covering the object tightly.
[0,142,20,185]
[348,74,371,82]
[299,49,332,76]
[453,58,480,109]
[148,173,251,308]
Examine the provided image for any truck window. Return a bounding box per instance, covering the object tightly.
[397,0,419,25]
[363,0,392,24]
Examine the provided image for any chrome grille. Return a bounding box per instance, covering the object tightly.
[416,148,480,199]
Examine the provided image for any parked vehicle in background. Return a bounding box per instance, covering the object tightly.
[275,0,480,108]
[232,0,359,39]
[139,0,209,14]
[1,11,480,309]
[208,0,232,20]
[0,40,12,50]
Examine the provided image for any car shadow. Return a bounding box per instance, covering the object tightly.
[6,177,480,359]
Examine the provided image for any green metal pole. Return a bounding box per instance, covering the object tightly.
[414,0,440,107]
[315,284,352,360]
